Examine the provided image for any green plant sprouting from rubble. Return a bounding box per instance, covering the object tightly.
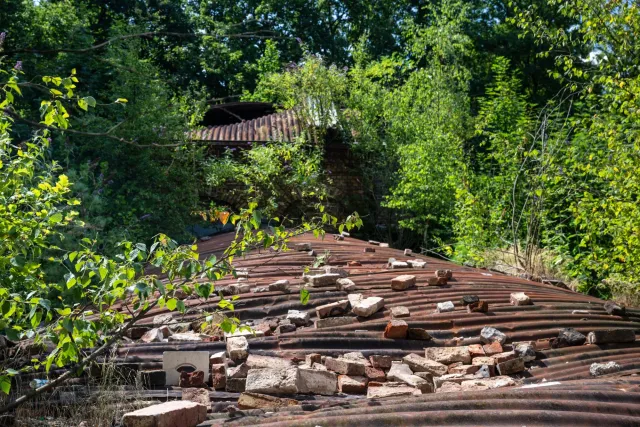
[0,61,362,412]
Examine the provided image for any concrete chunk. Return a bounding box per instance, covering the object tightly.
[407,259,426,268]
[122,401,207,427]
[367,382,421,399]
[324,357,365,376]
[316,300,350,319]
[514,342,536,362]
[246,355,293,371]
[403,353,448,376]
[425,346,471,364]
[336,278,356,291]
[480,327,507,345]
[510,292,532,306]
[297,368,338,395]
[226,336,249,361]
[436,301,455,313]
[237,392,298,409]
[181,388,210,409]
[306,273,341,287]
[268,280,289,292]
[391,306,410,318]
[315,316,355,329]
[352,296,385,317]
[590,361,621,376]
[245,368,299,394]
[286,310,310,326]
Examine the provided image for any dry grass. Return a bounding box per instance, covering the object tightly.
[479,245,580,290]
[12,351,155,427]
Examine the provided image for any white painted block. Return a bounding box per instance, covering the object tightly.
[163,351,210,386]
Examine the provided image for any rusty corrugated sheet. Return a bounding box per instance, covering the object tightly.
[112,233,640,425]
[189,110,306,144]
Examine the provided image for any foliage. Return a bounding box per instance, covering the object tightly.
[205,139,329,218]
[0,62,362,409]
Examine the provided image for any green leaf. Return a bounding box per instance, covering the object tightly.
[300,288,310,305]
[0,376,11,395]
[166,298,178,311]
[85,96,96,108]
[49,213,63,224]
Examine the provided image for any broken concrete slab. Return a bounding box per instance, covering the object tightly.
[306,273,341,287]
[286,310,310,326]
[226,336,249,361]
[391,306,410,318]
[391,261,409,269]
[227,363,250,379]
[181,388,210,409]
[152,313,176,327]
[315,316,355,329]
[480,327,507,345]
[514,342,537,362]
[407,260,426,268]
[297,368,338,395]
[336,278,356,291]
[391,275,416,290]
[387,362,413,381]
[352,296,385,317]
[590,361,621,376]
[587,329,636,344]
[316,300,350,318]
[342,352,372,367]
[464,376,516,389]
[425,346,471,364]
[245,368,299,395]
[237,392,299,409]
[510,292,532,306]
[122,401,207,427]
[163,351,209,386]
[324,357,366,376]
[268,280,289,292]
[403,353,448,376]
[367,382,421,399]
[436,301,455,313]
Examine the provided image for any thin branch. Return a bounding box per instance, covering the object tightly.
[1,31,285,56]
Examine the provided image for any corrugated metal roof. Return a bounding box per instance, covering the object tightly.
[111,233,639,426]
[188,110,306,144]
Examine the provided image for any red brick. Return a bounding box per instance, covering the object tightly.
[482,341,503,356]
[468,344,485,358]
[384,320,408,339]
